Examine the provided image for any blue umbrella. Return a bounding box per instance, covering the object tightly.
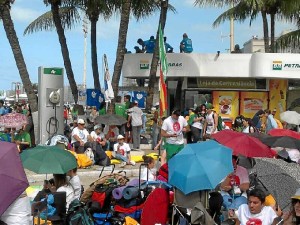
[168,140,233,194]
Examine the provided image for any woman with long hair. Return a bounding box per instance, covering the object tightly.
[53,174,75,210]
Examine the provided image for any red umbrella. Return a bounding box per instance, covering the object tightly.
[268,129,300,140]
[212,130,244,143]
[213,131,273,158]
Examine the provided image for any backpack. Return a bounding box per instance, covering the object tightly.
[80,173,129,204]
[67,199,94,225]
[213,113,224,131]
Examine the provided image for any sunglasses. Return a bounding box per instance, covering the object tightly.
[292,199,300,204]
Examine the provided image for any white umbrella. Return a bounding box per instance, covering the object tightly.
[280,111,300,125]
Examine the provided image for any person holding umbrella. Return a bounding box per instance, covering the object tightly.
[220,155,249,216]
[283,188,300,224]
[11,126,31,151]
[161,109,189,161]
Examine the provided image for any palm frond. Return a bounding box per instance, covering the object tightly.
[24,6,81,35]
[194,0,239,8]
[276,29,300,50]
[212,1,258,27]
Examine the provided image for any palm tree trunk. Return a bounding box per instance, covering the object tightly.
[50,2,79,103]
[91,18,101,90]
[110,0,132,113]
[261,9,270,53]
[0,3,38,112]
[146,0,168,110]
[270,12,275,53]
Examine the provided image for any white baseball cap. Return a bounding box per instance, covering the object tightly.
[117,135,125,140]
[78,119,85,124]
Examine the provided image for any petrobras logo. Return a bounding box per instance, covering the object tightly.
[272,61,282,70]
[273,61,300,71]
[139,60,149,70]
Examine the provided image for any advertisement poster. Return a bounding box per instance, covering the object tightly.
[269,79,287,119]
[212,91,239,120]
[240,92,268,118]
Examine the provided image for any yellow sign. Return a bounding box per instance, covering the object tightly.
[212,91,239,120]
[269,79,287,119]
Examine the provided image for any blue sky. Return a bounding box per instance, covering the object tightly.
[0,0,296,91]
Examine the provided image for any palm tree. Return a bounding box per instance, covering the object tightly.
[25,0,79,103]
[0,0,38,112]
[195,0,299,53]
[81,0,115,90]
[109,0,163,113]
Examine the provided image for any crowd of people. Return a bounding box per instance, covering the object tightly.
[130,33,193,54]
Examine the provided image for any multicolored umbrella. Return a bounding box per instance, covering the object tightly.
[20,145,77,174]
[168,140,233,194]
[0,141,29,215]
[0,112,27,128]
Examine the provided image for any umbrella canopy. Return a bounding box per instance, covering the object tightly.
[21,145,77,174]
[0,112,27,128]
[214,132,273,158]
[212,130,244,143]
[253,158,300,209]
[94,114,127,126]
[0,141,29,215]
[280,111,300,125]
[168,140,233,194]
[254,135,300,149]
[268,129,300,140]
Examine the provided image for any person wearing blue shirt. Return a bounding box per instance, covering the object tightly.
[180,33,193,53]
[0,100,5,115]
[164,37,173,53]
[265,109,278,133]
[137,38,146,52]
[144,36,156,53]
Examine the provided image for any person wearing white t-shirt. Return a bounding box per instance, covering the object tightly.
[127,101,143,149]
[53,174,75,210]
[235,189,278,225]
[113,135,135,167]
[161,110,189,161]
[91,124,107,150]
[71,119,92,153]
[141,155,156,181]
[203,103,218,139]
[67,168,82,200]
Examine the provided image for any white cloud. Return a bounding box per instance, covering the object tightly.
[11,6,42,23]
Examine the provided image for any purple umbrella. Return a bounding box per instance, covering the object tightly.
[0,141,29,215]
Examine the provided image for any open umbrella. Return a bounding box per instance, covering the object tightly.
[94,114,127,126]
[257,135,300,149]
[211,130,244,144]
[214,132,273,158]
[268,129,300,140]
[0,141,29,215]
[168,140,233,194]
[20,145,77,174]
[0,112,27,128]
[280,111,300,125]
[253,158,300,209]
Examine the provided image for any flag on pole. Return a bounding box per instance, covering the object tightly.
[158,24,168,117]
[103,54,114,103]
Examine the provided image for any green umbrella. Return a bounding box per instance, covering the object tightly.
[20,145,77,174]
